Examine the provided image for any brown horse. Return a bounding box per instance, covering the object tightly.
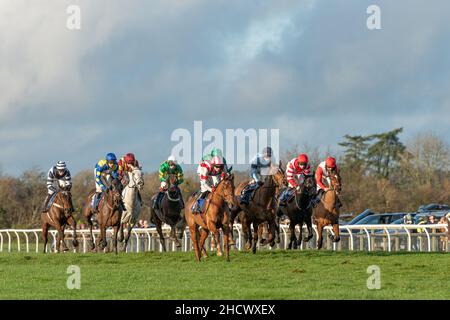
[150,174,185,251]
[41,188,78,253]
[185,173,237,262]
[312,172,342,249]
[82,179,123,254]
[277,172,316,250]
[230,164,286,253]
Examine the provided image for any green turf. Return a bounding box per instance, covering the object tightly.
[0,250,448,299]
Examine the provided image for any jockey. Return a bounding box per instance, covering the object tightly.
[118,152,140,184]
[42,161,72,212]
[202,147,230,172]
[240,147,274,205]
[192,155,225,213]
[93,153,126,212]
[310,156,342,208]
[153,155,184,210]
[279,153,311,206]
[118,152,142,205]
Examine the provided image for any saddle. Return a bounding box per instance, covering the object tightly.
[191,191,210,215]
[90,193,105,209]
[45,192,59,211]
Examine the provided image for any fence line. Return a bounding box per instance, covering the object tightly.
[0,224,448,253]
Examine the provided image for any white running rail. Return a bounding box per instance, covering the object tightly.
[0,224,448,253]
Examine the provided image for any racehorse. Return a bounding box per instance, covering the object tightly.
[312,172,342,249]
[41,184,79,253]
[82,178,123,254]
[150,174,185,251]
[230,164,286,253]
[185,173,237,262]
[118,166,144,251]
[277,172,315,249]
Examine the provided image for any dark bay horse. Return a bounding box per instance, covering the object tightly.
[150,174,185,251]
[185,173,237,262]
[82,179,123,254]
[41,187,78,253]
[277,172,315,249]
[312,172,342,249]
[230,164,286,253]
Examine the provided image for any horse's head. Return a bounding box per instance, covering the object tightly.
[109,178,123,208]
[271,161,288,188]
[128,166,144,190]
[329,172,341,195]
[299,172,316,197]
[216,173,237,210]
[57,190,73,215]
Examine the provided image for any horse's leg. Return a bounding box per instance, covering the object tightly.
[332,223,341,243]
[118,222,124,243]
[209,224,222,257]
[171,225,182,248]
[60,225,69,252]
[275,214,281,244]
[199,228,209,258]
[189,225,201,262]
[259,223,268,246]
[288,221,297,250]
[241,215,252,250]
[317,221,324,250]
[42,222,49,254]
[297,220,303,247]
[113,225,119,255]
[228,206,238,246]
[252,221,259,254]
[222,221,231,262]
[267,218,277,247]
[86,212,96,251]
[155,219,166,252]
[67,216,79,249]
[304,214,314,242]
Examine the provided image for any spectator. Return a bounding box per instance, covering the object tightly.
[143,220,149,228]
[438,216,447,233]
[403,213,413,225]
[427,215,437,224]
[138,219,144,228]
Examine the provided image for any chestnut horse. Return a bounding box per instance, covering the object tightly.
[185,173,237,262]
[150,174,185,251]
[230,164,286,253]
[277,172,315,249]
[41,186,78,253]
[312,172,342,249]
[82,178,123,254]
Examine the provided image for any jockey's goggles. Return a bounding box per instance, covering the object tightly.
[298,162,307,167]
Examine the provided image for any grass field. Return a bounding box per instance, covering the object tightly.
[0,250,449,299]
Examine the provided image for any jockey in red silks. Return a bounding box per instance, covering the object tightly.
[279,153,311,206]
[311,156,342,208]
[191,155,225,213]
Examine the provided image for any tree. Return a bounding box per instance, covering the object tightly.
[338,135,372,171]
[367,128,405,178]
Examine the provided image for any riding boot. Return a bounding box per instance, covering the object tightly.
[94,192,102,212]
[240,186,251,205]
[120,199,127,211]
[137,191,143,207]
[42,194,52,213]
[336,197,343,208]
[279,190,288,207]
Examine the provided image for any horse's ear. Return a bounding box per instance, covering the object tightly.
[228,165,233,173]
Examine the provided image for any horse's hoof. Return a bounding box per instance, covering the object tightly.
[269,241,276,247]
[72,240,79,247]
[276,237,281,244]
[244,243,252,251]
[216,251,223,257]
[229,239,235,246]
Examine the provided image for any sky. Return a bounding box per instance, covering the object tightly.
[0,0,449,175]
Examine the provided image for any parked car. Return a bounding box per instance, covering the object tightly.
[417,203,450,213]
[342,209,377,225]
